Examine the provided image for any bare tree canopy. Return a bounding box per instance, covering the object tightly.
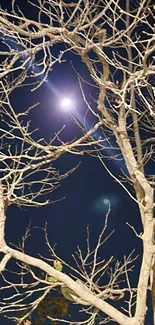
[0,1,154,325]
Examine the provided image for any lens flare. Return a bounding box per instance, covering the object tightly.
[103,198,110,205]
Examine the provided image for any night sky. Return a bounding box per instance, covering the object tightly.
[0,0,154,324]
[2,60,148,324]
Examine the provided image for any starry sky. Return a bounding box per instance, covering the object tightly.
[0,0,154,324]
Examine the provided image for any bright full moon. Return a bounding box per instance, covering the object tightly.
[60,97,72,110]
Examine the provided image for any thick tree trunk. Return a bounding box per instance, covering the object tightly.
[151,258,155,323]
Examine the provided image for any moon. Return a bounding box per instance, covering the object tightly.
[60,97,72,110]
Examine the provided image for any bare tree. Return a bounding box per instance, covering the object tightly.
[0,1,154,325]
